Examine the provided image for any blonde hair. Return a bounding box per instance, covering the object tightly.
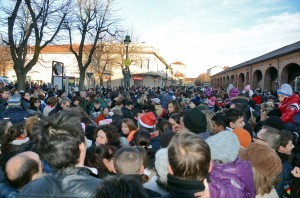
[201,110,215,134]
[252,167,275,196]
[25,116,39,134]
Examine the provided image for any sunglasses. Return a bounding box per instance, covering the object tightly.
[253,134,266,142]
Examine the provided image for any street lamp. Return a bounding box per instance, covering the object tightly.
[123,35,131,91]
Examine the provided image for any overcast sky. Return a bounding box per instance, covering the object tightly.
[118,0,300,77]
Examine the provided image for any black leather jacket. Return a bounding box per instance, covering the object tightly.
[19,167,102,198]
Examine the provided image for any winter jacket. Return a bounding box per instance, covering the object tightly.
[19,167,102,198]
[0,168,18,198]
[209,158,255,198]
[161,174,205,198]
[279,93,300,124]
[121,106,133,120]
[0,106,28,124]
[20,98,30,111]
[161,93,174,110]
[275,152,293,197]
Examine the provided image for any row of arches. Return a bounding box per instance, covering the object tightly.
[211,63,300,92]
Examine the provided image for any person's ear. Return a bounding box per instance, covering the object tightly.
[229,122,235,129]
[167,163,174,175]
[208,160,213,173]
[278,146,284,153]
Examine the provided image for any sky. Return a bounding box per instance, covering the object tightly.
[118,0,300,77]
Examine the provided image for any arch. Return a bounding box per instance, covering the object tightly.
[264,67,278,92]
[226,76,230,86]
[281,63,300,84]
[222,77,226,89]
[252,70,263,91]
[220,78,222,88]
[238,73,245,90]
[230,75,234,84]
[235,74,238,87]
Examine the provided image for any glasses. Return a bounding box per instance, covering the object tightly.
[253,134,266,142]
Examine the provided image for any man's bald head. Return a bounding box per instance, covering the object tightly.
[5,151,43,189]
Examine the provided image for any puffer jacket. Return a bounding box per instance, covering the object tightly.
[19,167,102,198]
[209,158,255,198]
[279,93,300,124]
[0,106,28,124]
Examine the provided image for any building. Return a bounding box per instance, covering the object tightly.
[211,41,300,92]
[170,61,186,85]
[7,43,181,89]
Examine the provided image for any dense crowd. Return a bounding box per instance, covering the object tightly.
[0,81,300,198]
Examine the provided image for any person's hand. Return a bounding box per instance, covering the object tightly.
[194,179,210,198]
[291,167,300,178]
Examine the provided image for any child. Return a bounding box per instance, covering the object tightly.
[0,87,10,109]
[121,118,137,138]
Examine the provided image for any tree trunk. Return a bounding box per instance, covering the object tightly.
[15,65,27,91]
[79,68,86,91]
[100,74,103,86]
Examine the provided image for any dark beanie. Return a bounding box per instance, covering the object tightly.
[267,108,282,117]
[263,116,284,130]
[184,108,207,133]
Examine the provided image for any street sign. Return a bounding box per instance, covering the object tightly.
[124,59,131,66]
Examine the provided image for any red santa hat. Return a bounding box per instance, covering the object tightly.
[138,112,156,128]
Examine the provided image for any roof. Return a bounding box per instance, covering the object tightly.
[175,71,185,78]
[185,78,196,81]
[40,44,92,53]
[171,61,185,65]
[214,41,300,76]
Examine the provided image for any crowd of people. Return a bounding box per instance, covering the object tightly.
[0,81,300,198]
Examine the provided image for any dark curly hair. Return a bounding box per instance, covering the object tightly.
[1,123,25,154]
[97,125,120,148]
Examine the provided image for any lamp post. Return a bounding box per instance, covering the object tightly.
[87,72,94,90]
[123,35,131,91]
[165,66,168,87]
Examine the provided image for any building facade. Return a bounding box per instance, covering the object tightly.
[211,41,300,92]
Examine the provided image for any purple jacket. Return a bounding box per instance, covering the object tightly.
[209,158,255,198]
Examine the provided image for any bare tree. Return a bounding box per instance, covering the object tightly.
[65,0,120,90]
[0,42,12,76]
[0,0,71,90]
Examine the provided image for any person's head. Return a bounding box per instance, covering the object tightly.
[0,120,12,138]
[168,100,181,114]
[1,123,27,154]
[211,114,226,134]
[206,130,240,163]
[60,97,71,110]
[277,129,294,155]
[94,175,149,198]
[30,97,41,109]
[46,96,58,107]
[22,91,31,101]
[254,126,280,150]
[80,90,86,98]
[93,100,101,109]
[189,98,200,109]
[155,148,169,186]
[32,111,85,169]
[277,83,293,102]
[58,90,66,98]
[71,96,80,106]
[168,132,211,181]
[224,108,245,129]
[0,87,10,99]
[25,116,39,135]
[113,147,144,174]
[239,143,282,196]
[155,119,172,136]
[84,145,116,173]
[124,100,133,110]
[138,112,156,133]
[131,129,151,148]
[183,108,207,133]
[121,118,137,135]
[201,110,215,134]
[169,113,182,132]
[5,151,43,189]
[95,125,120,147]
[102,107,110,116]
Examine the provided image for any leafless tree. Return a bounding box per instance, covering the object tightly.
[0,0,71,90]
[65,0,121,90]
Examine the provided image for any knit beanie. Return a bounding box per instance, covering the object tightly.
[262,116,284,130]
[239,143,282,176]
[205,87,212,97]
[227,84,233,93]
[244,85,251,91]
[232,128,252,148]
[206,130,240,163]
[8,95,21,106]
[208,97,216,108]
[277,83,293,97]
[229,87,239,99]
[190,98,200,106]
[184,108,207,133]
[138,112,156,128]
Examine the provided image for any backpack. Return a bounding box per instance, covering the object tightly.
[293,111,300,125]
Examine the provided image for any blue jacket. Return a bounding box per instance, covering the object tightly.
[0,168,18,198]
[0,106,28,124]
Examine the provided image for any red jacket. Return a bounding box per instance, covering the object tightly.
[279,93,300,123]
